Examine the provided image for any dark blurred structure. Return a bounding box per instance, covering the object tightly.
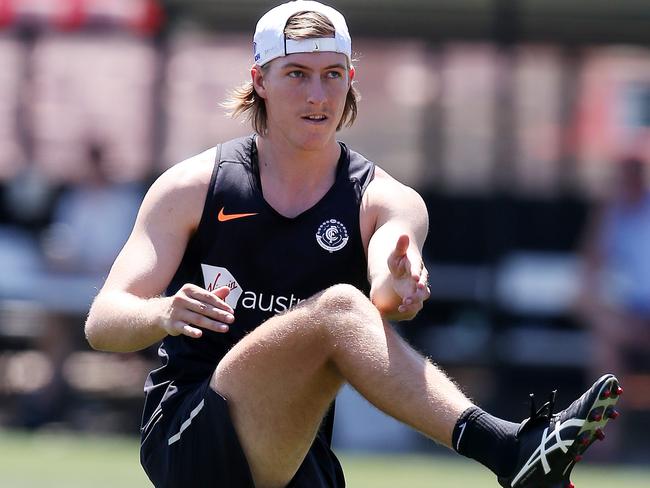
[0,0,649,459]
[574,157,650,455]
[0,141,143,429]
[165,0,650,45]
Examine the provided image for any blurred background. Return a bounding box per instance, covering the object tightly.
[1,0,650,483]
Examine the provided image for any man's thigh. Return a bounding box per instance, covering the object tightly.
[211,288,364,487]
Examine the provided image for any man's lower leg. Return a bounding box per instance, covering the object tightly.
[451,374,623,488]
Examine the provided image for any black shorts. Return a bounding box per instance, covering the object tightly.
[140,379,345,487]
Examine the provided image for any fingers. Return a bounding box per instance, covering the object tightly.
[182,324,202,338]
[176,309,231,334]
[395,234,410,256]
[397,288,427,315]
[406,247,425,281]
[212,285,231,302]
[416,265,430,296]
[165,284,236,338]
[397,300,423,316]
[184,284,234,314]
[388,235,410,276]
[166,316,229,339]
[397,265,430,316]
[183,295,235,324]
[388,234,428,318]
[168,322,203,339]
[166,318,228,339]
[388,235,409,275]
[388,235,424,284]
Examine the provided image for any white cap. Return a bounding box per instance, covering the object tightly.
[253,1,352,66]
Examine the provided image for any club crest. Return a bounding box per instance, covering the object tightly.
[316,219,349,253]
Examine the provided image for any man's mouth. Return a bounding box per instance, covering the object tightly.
[302,114,328,122]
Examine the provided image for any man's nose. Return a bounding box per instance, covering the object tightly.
[306,78,327,105]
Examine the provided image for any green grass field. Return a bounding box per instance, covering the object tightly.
[0,429,648,487]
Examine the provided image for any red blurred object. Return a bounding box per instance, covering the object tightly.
[0,0,163,34]
[130,0,164,35]
[0,0,15,28]
[55,0,86,31]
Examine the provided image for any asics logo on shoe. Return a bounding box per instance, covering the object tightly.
[510,418,584,486]
[500,374,622,488]
[218,207,258,222]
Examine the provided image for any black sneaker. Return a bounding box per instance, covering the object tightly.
[499,374,622,488]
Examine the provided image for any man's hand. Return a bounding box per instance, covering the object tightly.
[387,235,430,319]
[161,283,235,338]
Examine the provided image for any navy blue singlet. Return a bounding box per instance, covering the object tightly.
[141,135,375,443]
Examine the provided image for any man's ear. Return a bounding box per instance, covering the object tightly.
[251,65,267,99]
[349,66,355,83]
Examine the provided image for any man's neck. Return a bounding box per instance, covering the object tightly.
[255,135,342,217]
[256,136,340,181]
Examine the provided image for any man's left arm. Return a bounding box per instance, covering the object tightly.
[361,168,430,321]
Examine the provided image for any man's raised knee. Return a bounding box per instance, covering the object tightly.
[308,284,385,364]
[316,284,379,322]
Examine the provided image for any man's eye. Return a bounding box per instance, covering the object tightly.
[288,71,304,78]
[327,71,342,79]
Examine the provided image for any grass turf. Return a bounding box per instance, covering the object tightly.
[0,430,648,487]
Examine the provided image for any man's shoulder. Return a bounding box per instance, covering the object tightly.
[168,133,254,177]
[147,146,220,207]
[176,146,219,172]
[364,166,426,214]
[155,135,254,197]
[367,166,409,192]
[218,134,256,163]
[339,145,404,190]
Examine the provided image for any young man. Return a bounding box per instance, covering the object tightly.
[85,2,622,487]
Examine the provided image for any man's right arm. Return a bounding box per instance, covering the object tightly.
[85,149,234,353]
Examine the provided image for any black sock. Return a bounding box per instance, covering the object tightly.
[451,406,519,478]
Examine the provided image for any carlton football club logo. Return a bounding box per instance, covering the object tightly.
[316,219,349,253]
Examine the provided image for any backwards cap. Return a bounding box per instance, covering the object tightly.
[253,1,352,66]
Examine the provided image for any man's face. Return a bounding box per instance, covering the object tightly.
[253,51,354,151]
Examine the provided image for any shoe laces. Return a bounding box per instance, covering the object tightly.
[528,389,557,424]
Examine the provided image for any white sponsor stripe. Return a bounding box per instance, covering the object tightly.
[168,399,205,446]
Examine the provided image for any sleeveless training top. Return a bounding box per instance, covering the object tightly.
[141,135,375,438]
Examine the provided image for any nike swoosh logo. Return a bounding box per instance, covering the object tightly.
[455,422,467,451]
[218,207,258,222]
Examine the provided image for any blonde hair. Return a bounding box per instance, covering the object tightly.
[223,11,359,135]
